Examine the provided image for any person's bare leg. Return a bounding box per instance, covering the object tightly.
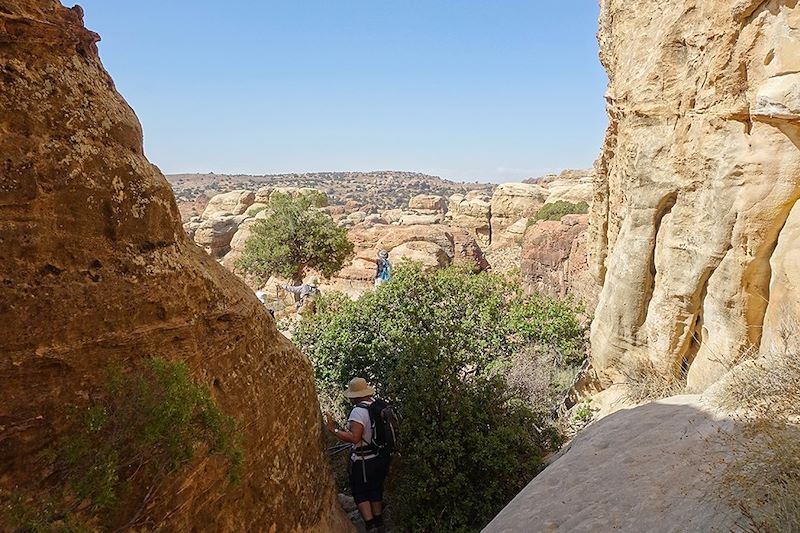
[357,502,374,522]
[370,501,382,516]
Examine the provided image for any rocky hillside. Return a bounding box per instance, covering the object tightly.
[588,0,800,393]
[185,174,596,307]
[168,171,492,219]
[0,2,348,531]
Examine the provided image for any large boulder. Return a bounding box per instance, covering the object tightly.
[542,169,594,205]
[201,189,255,219]
[193,215,242,257]
[400,213,443,225]
[254,186,272,204]
[447,193,492,246]
[221,218,259,270]
[588,0,800,391]
[0,3,348,531]
[490,183,548,233]
[389,241,450,269]
[485,396,740,532]
[408,194,447,214]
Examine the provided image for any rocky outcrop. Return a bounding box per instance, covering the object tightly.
[522,215,597,311]
[0,2,348,531]
[193,214,245,257]
[589,0,800,391]
[321,224,489,296]
[201,189,255,218]
[408,194,447,214]
[447,192,492,246]
[490,183,548,233]
[484,396,741,532]
[525,169,594,206]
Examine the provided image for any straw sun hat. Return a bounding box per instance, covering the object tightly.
[344,377,375,399]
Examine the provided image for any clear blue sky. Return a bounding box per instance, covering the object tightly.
[78,1,607,183]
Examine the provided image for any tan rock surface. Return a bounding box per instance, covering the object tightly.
[447,193,492,246]
[322,224,489,296]
[490,183,548,233]
[484,396,741,532]
[543,171,593,205]
[201,189,255,219]
[408,193,447,213]
[0,2,349,531]
[589,0,800,391]
[193,215,241,257]
[400,212,443,225]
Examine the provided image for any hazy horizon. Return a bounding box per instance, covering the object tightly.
[80,1,607,184]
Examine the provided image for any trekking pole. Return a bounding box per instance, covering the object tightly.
[327,443,351,456]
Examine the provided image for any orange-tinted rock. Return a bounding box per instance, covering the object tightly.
[0,2,349,531]
[521,215,597,311]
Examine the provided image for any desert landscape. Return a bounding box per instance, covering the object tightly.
[2,0,799,532]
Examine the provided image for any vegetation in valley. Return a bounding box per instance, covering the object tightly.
[1,358,243,532]
[533,200,589,222]
[295,263,587,532]
[236,191,354,285]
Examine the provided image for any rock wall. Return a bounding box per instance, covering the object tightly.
[589,0,800,391]
[521,215,597,311]
[0,2,349,531]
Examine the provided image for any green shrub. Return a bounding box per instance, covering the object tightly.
[533,200,589,222]
[295,263,586,531]
[1,358,243,531]
[236,191,352,285]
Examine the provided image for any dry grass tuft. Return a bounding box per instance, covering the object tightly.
[713,319,800,531]
[618,356,685,404]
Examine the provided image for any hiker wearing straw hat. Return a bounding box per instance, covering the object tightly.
[326,377,390,533]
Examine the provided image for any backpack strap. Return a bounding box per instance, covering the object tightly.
[353,402,378,454]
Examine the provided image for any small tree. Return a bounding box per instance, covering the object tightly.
[236,192,353,285]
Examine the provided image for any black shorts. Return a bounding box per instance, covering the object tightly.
[349,455,390,504]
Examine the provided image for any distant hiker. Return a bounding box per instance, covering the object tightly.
[359,250,392,287]
[326,377,398,533]
[278,278,320,311]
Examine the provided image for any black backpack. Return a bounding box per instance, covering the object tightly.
[357,399,400,456]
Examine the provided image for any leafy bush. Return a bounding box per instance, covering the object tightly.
[295,263,586,531]
[1,358,243,531]
[533,200,589,222]
[236,191,353,284]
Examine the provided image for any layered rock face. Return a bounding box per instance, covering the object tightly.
[521,215,597,311]
[0,2,348,531]
[446,191,492,246]
[589,0,800,391]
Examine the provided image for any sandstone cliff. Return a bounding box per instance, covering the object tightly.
[589,0,800,391]
[521,215,596,311]
[0,2,348,530]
